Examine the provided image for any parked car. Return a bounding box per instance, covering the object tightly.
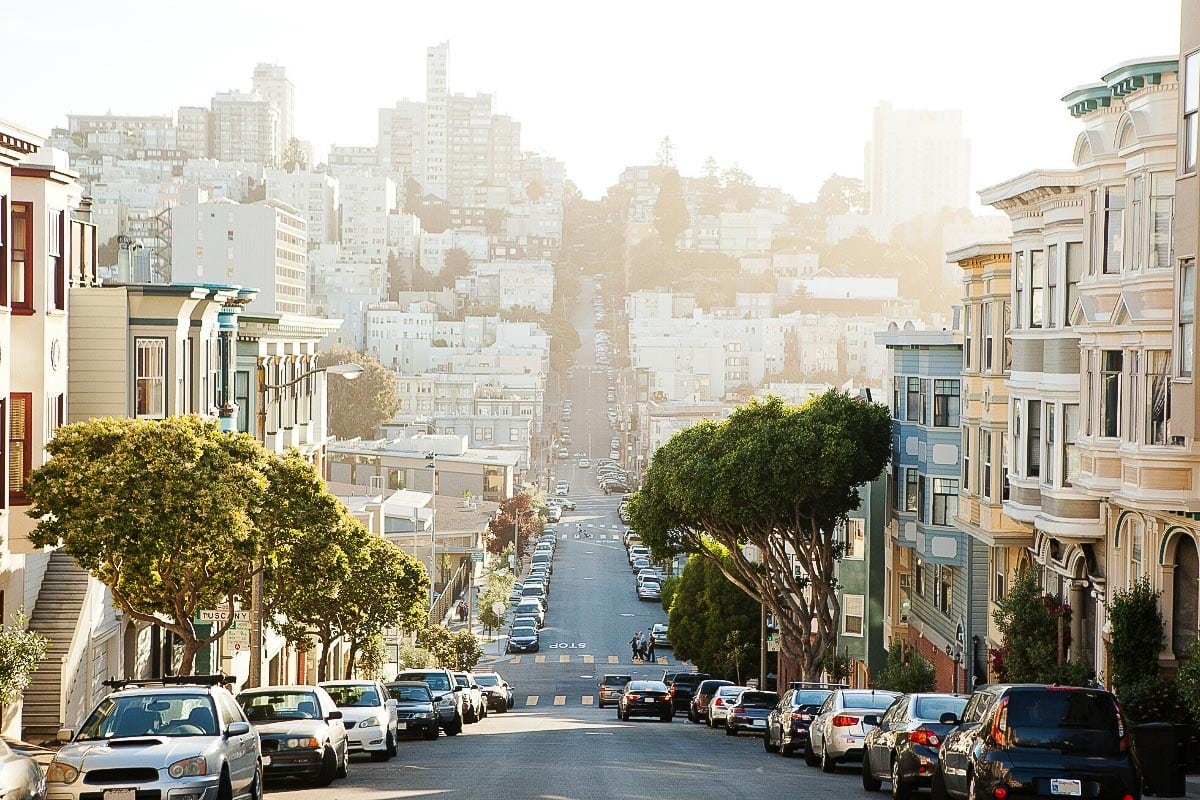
[932,684,1140,800]
[689,679,734,724]
[473,672,514,712]
[393,668,464,736]
[318,680,399,761]
[861,692,968,798]
[628,545,650,564]
[546,505,563,522]
[667,672,712,713]
[47,675,260,800]
[514,600,546,628]
[598,674,633,709]
[507,626,541,653]
[382,681,440,741]
[764,684,835,758]
[808,688,902,772]
[709,685,748,727]
[452,673,487,724]
[238,684,348,786]
[0,738,43,800]
[637,581,661,601]
[531,552,553,574]
[726,690,778,736]
[617,681,673,722]
[650,623,671,648]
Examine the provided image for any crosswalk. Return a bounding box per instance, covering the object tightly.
[516,694,646,708]
[503,654,671,665]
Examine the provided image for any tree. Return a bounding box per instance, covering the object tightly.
[653,168,689,249]
[342,537,430,678]
[403,177,422,215]
[26,416,270,674]
[630,392,892,681]
[97,235,120,267]
[323,347,400,439]
[664,549,760,678]
[656,136,675,168]
[442,248,471,282]
[874,641,936,693]
[815,174,868,218]
[990,568,1088,686]
[417,625,480,669]
[486,491,545,555]
[0,610,47,704]
[1107,577,1163,691]
[282,138,309,173]
[525,175,546,203]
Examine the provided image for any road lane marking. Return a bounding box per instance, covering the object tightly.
[554,695,566,705]
[559,655,570,663]
[510,656,522,664]
[658,657,668,665]
[584,655,594,663]
[526,695,539,706]
[608,656,619,663]
[535,655,546,663]
[582,696,594,705]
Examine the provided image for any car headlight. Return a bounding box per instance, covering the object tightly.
[284,737,321,749]
[419,712,435,719]
[46,762,79,784]
[167,756,208,778]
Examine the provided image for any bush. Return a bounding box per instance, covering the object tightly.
[1108,578,1164,692]
[992,568,1072,683]
[0,610,47,704]
[396,645,437,671]
[1173,637,1200,724]
[874,642,935,693]
[1119,674,1189,725]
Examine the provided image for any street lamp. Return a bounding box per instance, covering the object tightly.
[247,359,364,689]
[425,452,437,611]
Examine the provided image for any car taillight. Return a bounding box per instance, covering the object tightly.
[990,697,1009,747]
[790,711,806,721]
[626,694,640,702]
[714,698,724,706]
[1114,700,1130,753]
[993,788,1008,800]
[831,715,858,728]
[908,729,940,747]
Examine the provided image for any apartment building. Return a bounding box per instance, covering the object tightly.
[210,90,280,167]
[327,432,516,502]
[981,56,1178,677]
[328,145,380,177]
[878,324,987,693]
[251,63,294,149]
[424,42,450,200]
[265,168,339,248]
[340,174,396,262]
[176,106,211,159]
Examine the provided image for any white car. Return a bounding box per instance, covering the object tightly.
[651,622,671,647]
[807,688,901,771]
[708,685,748,726]
[319,680,399,761]
[555,481,570,496]
[578,458,591,468]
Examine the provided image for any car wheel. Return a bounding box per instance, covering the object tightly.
[780,739,794,757]
[661,712,672,722]
[725,722,736,736]
[336,744,349,778]
[423,725,439,741]
[764,729,775,752]
[861,750,881,791]
[804,745,820,768]
[930,767,948,800]
[821,742,837,773]
[315,746,337,786]
[387,731,397,757]
[250,763,263,800]
[446,713,463,736]
[687,708,697,723]
[216,769,233,800]
[892,756,912,800]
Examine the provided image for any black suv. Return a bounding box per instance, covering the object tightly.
[666,671,711,713]
[933,684,1140,800]
[764,684,835,757]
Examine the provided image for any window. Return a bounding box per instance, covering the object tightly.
[915,557,925,597]
[1186,50,1200,173]
[919,379,928,426]
[1014,250,1026,328]
[1002,439,1011,501]
[9,394,32,505]
[936,565,954,614]
[1181,260,1195,378]
[1129,352,1140,445]
[0,397,5,510]
[933,379,960,427]
[49,393,65,435]
[1030,249,1045,328]
[905,468,919,513]
[1011,401,1022,479]
[842,594,864,636]
[918,474,927,522]
[1148,350,1174,445]
[962,429,971,493]
[10,202,32,312]
[0,195,7,306]
[893,376,901,419]
[48,209,65,311]
[981,430,992,502]
[134,338,167,419]
[994,549,1008,601]
[1103,188,1124,274]
[1101,350,1123,438]
[906,377,920,422]
[932,478,958,526]
[843,518,865,560]
[1046,245,1058,329]
[983,303,994,371]
[1063,404,1080,486]
[1088,189,1099,275]
[509,428,520,443]
[1151,190,1173,269]
[1044,404,1055,486]
[892,464,900,511]
[234,371,250,433]
[1027,400,1041,477]
[1130,177,1144,271]
[964,306,973,370]
[1130,518,1145,582]
[1085,350,1095,436]
[1065,242,1083,325]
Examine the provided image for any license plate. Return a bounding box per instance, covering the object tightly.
[644,697,656,703]
[104,791,136,800]
[261,755,272,766]
[397,723,407,730]
[1051,780,1082,796]
[752,719,766,726]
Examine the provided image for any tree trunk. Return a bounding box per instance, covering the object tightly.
[317,641,332,682]
[177,637,200,677]
[345,641,361,680]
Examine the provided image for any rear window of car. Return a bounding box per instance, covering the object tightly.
[628,681,668,692]
[475,675,500,687]
[914,695,968,722]
[793,690,832,706]
[603,676,631,687]
[698,680,732,695]
[1006,688,1120,755]
[844,692,897,710]
[387,685,432,703]
[673,674,710,688]
[511,627,537,637]
[398,672,451,693]
[739,692,778,708]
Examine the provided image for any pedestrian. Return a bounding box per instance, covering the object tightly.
[629,631,640,661]
[638,632,649,662]
[646,634,657,662]
[457,601,467,623]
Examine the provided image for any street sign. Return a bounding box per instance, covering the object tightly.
[199,609,250,623]
[470,551,484,563]
[766,634,780,653]
[224,621,251,650]
[491,601,505,617]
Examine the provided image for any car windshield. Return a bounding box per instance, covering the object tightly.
[475,675,500,687]
[739,692,778,708]
[239,690,321,721]
[512,627,537,638]
[323,684,380,707]
[844,692,897,710]
[793,690,833,706]
[388,685,432,703]
[398,673,452,693]
[77,693,218,739]
[1006,689,1120,755]
[914,695,968,722]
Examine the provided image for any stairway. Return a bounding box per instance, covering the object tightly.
[22,550,89,744]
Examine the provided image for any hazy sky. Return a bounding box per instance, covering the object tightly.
[1,1,1182,203]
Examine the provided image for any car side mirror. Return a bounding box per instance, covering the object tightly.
[226,721,252,737]
[327,710,343,720]
[454,686,463,692]
[57,728,74,743]
[863,715,880,727]
[939,712,960,726]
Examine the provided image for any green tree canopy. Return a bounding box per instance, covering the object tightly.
[815,174,867,218]
[665,550,760,678]
[340,536,429,678]
[486,491,545,555]
[0,610,47,704]
[874,641,936,694]
[653,168,689,248]
[323,347,400,440]
[26,416,270,674]
[990,568,1088,686]
[629,391,892,681]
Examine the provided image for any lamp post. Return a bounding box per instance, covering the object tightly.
[247,359,364,689]
[425,452,437,610]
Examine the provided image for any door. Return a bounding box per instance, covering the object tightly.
[1174,535,1199,658]
[217,694,257,794]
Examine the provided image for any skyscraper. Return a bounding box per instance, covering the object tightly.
[252,63,295,148]
[424,42,449,200]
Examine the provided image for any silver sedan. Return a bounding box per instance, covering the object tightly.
[807,688,901,773]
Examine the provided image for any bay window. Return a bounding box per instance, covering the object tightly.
[905,468,919,513]
[1186,50,1200,173]
[10,202,31,312]
[981,430,992,502]
[1181,259,1195,378]
[1103,188,1125,275]
[1046,245,1058,329]
[906,377,920,422]
[1014,251,1026,328]
[1065,242,1083,325]
[1044,404,1055,486]
[1030,249,1045,328]
[1027,400,1041,478]
[1147,350,1173,445]
[983,303,994,372]
[932,478,958,526]
[1101,350,1123,438]
[134,338,167,419]
[1063,404,1080,486]
[933,379,960,427]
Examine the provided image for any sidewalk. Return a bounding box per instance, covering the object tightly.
[443,591,508,662]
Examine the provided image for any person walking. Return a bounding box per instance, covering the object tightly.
[638,632,649,662]
[629,631,641,661]
[646,633,657,663]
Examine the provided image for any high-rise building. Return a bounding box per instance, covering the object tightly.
[252,63,295,148]
[378,100,424,185]
[866,102,971,230]
[210,90,280,167]
[176,106,211,158]
[424,42,450,200]
[265,168,339,248]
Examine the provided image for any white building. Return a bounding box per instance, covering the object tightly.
[210,90,280,167]
[340,174,396,263]
[457,260,555,314]
[424,42,450,200]
[265,168,338,248]
[251,63,295,149]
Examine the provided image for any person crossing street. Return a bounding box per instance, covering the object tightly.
[629,631,641,661]
[646,633,657,662]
